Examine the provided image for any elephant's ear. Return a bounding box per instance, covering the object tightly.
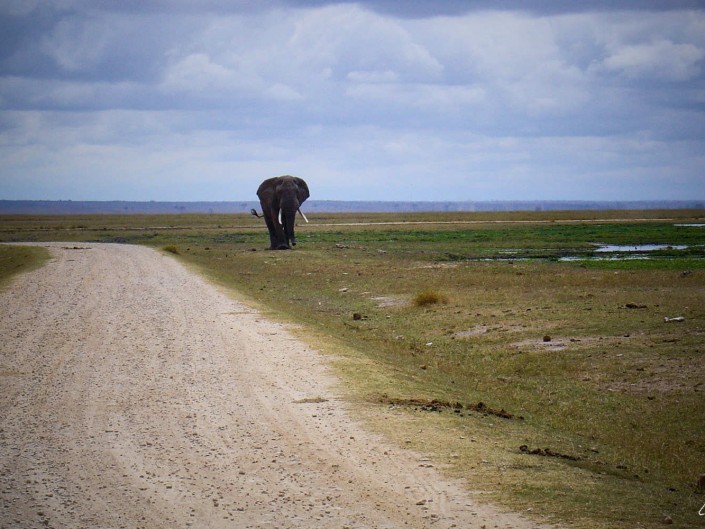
[256,176,277,199]
[294,177,310,203]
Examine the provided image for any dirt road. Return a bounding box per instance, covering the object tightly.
[0,243,547,529]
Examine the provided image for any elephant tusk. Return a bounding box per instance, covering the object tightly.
[298,208,309,223]
[278,210,282,225]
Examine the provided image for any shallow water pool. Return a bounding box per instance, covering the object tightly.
[594,244,688,253]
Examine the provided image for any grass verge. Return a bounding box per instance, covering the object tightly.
[0,244,50,289]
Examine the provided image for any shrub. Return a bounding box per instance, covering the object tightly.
[413,289,448,307]
[163,245,180,255]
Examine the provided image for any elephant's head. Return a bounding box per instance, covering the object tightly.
[256,175,310,250]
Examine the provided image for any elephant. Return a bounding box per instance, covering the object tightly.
[253,175,310,250]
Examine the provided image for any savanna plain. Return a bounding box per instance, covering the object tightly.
[1,209,704,528]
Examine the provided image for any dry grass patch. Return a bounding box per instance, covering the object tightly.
[413,289,448,307]
[162,244,180,255]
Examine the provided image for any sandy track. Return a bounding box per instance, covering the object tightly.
[0,243,547,529]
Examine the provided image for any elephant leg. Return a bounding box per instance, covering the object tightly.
[273,209,291,250]
[262,214,280,250]
[281,210,298,248]
[264,210,290,250]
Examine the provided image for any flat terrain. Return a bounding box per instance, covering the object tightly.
[0,243,546,529]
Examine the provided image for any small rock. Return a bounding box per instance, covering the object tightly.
[663,515,673,524]
[543,335,551,342]
[352,313,362,320]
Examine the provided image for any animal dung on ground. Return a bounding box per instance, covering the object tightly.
[379,395,521,420]
[519,445,580,461]
[293,397,329,404]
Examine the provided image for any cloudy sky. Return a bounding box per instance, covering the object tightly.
[1,1,704,202]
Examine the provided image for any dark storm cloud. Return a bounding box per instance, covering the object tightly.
[285,0,705,17]
[0,8,202,84]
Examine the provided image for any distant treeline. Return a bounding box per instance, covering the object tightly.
[0,200,703,215]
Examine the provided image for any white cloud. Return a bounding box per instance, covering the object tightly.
[162,53,245,93]
[289,5,443,83]
[346,82,485,110]
[411,12,561,81]
[505,60,591,117]
[265,83,304,101]
[404,12,595,118]
[583,10,705,82]
[41,16,112,72]
[600,40,705,81]
[346,70,398,83]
